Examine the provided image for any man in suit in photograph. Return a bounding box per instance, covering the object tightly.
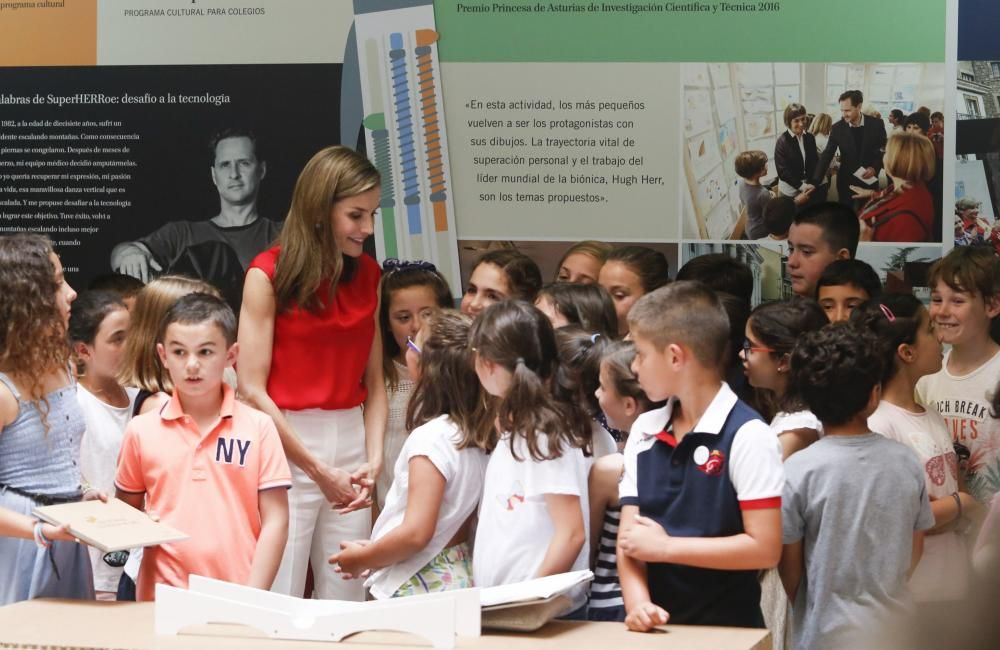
[813,90,887,208]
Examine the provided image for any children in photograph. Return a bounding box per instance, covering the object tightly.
[115,293,291,601]
[598,246,671,337]
[535,282,618,337]
[617,282,784,630]
[742,299,828,459]
[471,301,593,617]
[815,259,883,323]
[329,310,489,598]
[779,323,933,650]
[0,234,96,606]
[917,247,1000,504]
[734,150,774,240]
[588,340,659,622]
[761,196,795,241]
[553,327,616,457]
[854,294,976,603]
[854,132,937,243]
[786,202,859,297]
[69,291,139,600]
[554,240,613,285]
[460,249,543,318]
[376,259,453,511]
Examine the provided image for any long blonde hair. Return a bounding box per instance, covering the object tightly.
[273,146,380,312]
[118,275,220,393]
[809,112,833,137]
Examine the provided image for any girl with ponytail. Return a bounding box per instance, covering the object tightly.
[469,300,592,618]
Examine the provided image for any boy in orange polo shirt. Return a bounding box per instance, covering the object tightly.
[116,293,290,600]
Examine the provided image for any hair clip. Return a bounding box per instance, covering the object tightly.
[382,258,438,273]
[879,303,896,322]
[590,333,601,343]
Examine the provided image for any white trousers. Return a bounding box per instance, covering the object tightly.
[271,407,370,600]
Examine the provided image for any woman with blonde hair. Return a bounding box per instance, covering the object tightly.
[238,145,386,600]
[808,112,834,154]
[854,132,936,242]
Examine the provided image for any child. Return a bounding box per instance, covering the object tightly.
[553,327,617,457]
[855,294,976,603]
[470,301,593,617]
[761,196,795,241]
[460,249,542,318]
[815,259,882,323]
[786,202,859,297]
[916,247,1000,504]
[734,150,774,240]
[588,341,658,622]
[555,240,613,285]
[780,323,934,649]
[0,233,94,606]
[115,293,291,600]
[598,246,671,337]
[742,299,828,459]
[376,259,453,511]
[87,272,145,311]
[69,291,139,599]
[617,281,784,630]
[329,310,489,597]
[535,282,618,337]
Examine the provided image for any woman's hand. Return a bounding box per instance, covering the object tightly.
[850,185,875,199]
[312,464,364,508]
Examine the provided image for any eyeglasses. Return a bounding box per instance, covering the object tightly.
[406,336,421,355]
[742,338,775,357]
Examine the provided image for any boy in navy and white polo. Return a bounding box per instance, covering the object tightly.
[615,282,784,631]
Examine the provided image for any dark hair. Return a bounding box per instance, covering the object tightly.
[734,150,768,179]
[904,112,930,135]
[676,253,753,306]
[717,290,751,372]
[537,282,618,337]
[629,281,729,368]
[793,201,860,258]
[69,291,127,346]
[554,326,608,418]
[763,196,796,238]
[790,323,882,426]
[209,126,260,163]
[469,301,590,460]
[87,272,144,298]
[749,298,828,411]
[928,245,999,299]
[815,259,883,300]
[931,111,944,122]
[159,292,237,346]
[839,90,863,106]
[783,103,808,128]
[472,249,543,303]
[405,310,489,449]
[850,293,927,385]
[606,246,671,293]
[890,108,905,123]
[379,260,453,389]
[600,340,658,412]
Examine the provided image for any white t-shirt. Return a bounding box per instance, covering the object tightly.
[76,384,138,592]
[770,410,823,438]
[474,431,591,611]
[366,415,488,599]
[917,349,1000,503]
[868,400,970,602]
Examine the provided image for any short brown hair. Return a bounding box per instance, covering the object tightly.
[628,281,730,368]
[928,245,999,300]
[884,132,935,184]
[783,103,807,128]
[734,150,768,179]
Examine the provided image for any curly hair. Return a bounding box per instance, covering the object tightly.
[789,322,883,426]
[0,234,70,418]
